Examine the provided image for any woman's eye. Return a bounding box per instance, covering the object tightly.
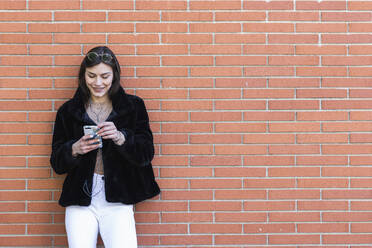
[88,75,95,78]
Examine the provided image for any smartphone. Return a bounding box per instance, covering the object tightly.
[83,125,103,148]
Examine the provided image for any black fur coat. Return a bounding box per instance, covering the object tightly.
[50,87,160,207]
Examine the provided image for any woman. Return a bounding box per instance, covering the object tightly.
[50,46,160,248]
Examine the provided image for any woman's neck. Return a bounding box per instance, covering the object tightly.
[90,95,110,105]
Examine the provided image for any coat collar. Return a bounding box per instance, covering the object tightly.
[67,86,134,122]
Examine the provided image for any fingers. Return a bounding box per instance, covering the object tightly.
[97,122,117,140]
[79,135,101,154]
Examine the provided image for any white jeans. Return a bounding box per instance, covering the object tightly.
[65,173,137,248]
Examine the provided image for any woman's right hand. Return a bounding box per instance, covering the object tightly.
[71,134,101,157]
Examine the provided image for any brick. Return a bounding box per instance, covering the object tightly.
[162,34,212,44]
[270,212,320,222]
[161,212,212,223]
[215,145,266,155]
[190,179,242,189]
[137,67,188,77]
[269,235,320,244]
[136,0,186,10]
[0,236,52,247]
[54,34,106,44]
[191,45,241,55]
[269,100,320,110]
[109,34,159,44]
[162,11,212,21]
[0,12,51,21]
[163,56,213,66]
[0,157,26,167]
[269,167,320,177]
[162,100,212,110]
[190,134,241,144]
[190,112,242,122]
[137,45,187,55]
[216,12,265,21]
[322,167,372,177]
[214,167,266,177]
[0,225,25,235]
[0,23,26,32]
[299,156,348,166]
[296,1,346,10]
[215,123,266,133]
[190,156,242,166]
[298,23,347,33]
[160,235,212,245]
[244,89,294,98]
[245,67,294,77]
[269,189,320,199]
[83,0,133,10]
[245,223,295,234]
[190,23,241,33]
[244,134,295,144]
[216,56,266,66]
[269,78,320,88]
[269,56,319,66]
[244,156,295,166]
[296,45,347,55]
[243,1,294,10]
[29,0,80,9]
[297,111,348,121]
[0,135,27,144]
[244,23,294,33]
[137,23,188,33]
[54,11,105,21]
[269,34,319,44]
[322,12,372,21]
[297,67,347,77]
[0,0,26,9]
[297,134,348,144]
[190,1,241,10]
[216,78,266,88]
[190,224,242,234]
[298,179,348,188]
[190,201,242,212]
[0,45,27,55]
[157,178,188,189]
[244,201,295,211]
[29,23,80,33]
[323,122,372,132]
[350,45,372,55]
[323,212,372,222]
[298,200,348,211]
[323,78,372,87]
[215,235,266,245]
[245,45,294,55]
[215,34,265,44]
[162,123,212,133]
[324,189,372,199]
[83,23,134,33]
[270,122,320,132]
[215,100,266,110]
[244,112,295,121]
[269,11,319,21]
[244,179,295,188]
[322,34,372,44]
[349,1,372,10]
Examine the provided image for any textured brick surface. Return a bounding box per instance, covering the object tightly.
[1,0,372,247]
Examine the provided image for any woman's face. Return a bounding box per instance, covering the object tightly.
[85,62,113,102]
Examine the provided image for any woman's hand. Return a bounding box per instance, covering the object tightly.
[72,134,101,157]
[97,122,125,145]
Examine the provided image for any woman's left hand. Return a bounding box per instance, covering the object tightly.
[97,122,121,141]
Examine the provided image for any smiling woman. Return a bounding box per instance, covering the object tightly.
[50,46,160,248]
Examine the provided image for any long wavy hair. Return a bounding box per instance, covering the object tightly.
[78,46,121,104]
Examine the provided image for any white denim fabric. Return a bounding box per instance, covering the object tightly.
[65,173,137,248]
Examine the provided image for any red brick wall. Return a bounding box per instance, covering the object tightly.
[1,0,372,247]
